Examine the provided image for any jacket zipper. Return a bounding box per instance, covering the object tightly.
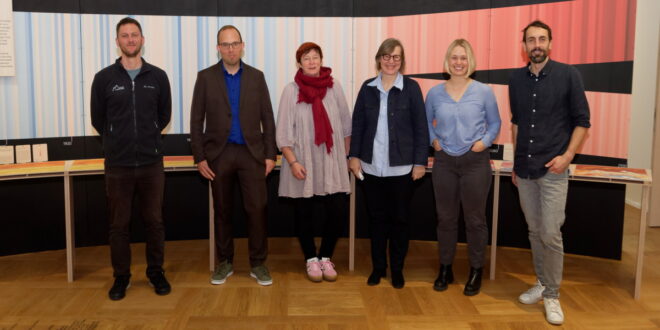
[154,121,159,154]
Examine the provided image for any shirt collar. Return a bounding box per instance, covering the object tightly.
[526,58,554,78]
[220,60,243,76]
[367,72,404,93]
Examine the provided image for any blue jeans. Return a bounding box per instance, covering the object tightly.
[516,170,568,299]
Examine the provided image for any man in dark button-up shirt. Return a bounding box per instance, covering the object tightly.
[508,20,590,326]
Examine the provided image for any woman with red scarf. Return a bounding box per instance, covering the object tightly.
[276,42,352,282]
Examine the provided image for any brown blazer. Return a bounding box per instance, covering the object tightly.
[190,62,277,164]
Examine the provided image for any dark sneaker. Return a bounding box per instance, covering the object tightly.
[148,272,172,296]
[211,261,234,285]
[250,265,273,286]
[108,275,130,301]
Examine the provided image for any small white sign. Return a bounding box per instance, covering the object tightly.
[32,143,48,162]
[0,145,14,164]
[15,144,31,163]
[0,0,16,76]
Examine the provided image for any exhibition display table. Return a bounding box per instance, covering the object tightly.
[0,157,652,299]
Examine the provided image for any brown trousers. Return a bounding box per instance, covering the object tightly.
[210,143,268,267]
[105,161,165,277]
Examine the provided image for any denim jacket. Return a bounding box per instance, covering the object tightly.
[349,76,429,167]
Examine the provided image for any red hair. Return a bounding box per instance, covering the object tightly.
[296,42,323,64]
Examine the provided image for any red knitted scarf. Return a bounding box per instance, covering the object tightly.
[295,67,334,153]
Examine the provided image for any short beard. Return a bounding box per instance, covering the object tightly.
[121,46,142,58]
[530,54,547,64]
[528,48,547,64]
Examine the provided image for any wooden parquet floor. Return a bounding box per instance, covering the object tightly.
[1,205,659,329]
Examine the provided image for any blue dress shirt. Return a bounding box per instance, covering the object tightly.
[222,61,245,144]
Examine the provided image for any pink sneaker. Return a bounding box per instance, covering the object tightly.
[320,257,337,281]
[306,258,322,282]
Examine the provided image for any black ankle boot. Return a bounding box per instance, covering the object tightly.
[367,269,386,286]
[433,264,454,291]
[391,270,405,289]
[463,267,483,296]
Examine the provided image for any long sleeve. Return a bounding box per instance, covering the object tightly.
[481,86,501,147]
[189,71,207,164]
[409,80,430,166]
[258,71,277,160]
[90,73,106,135]
[568,66,591,129]
[333,81,352,138]
[157,70,172,130]
[509,73,519,125]
[349,82,367,158]
[425,87,439,145]
[276,83,296,149]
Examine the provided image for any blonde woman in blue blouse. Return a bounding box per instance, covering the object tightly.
[425,39,501,296]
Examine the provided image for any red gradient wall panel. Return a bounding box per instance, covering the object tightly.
[487,0,635,68]
[375,0,636,161]
[582,92,631,159]
[382,0,635,75]
[382,8,494,75]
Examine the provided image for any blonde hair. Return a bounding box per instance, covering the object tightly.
[444,39,476,77]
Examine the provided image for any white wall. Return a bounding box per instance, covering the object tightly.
[626,0,659,211]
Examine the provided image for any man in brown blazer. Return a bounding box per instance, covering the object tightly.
[190,25,277,286]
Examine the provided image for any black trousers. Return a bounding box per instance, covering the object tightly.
[361,172,414,272]
[105,161,165,277]
[210,143,268,267]
[432,149,491,268]
[293,193,348,261]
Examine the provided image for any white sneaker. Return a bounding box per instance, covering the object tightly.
[518,280,545,304]
[543,297,564,325]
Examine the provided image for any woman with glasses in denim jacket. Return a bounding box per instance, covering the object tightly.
[348,38,429,289]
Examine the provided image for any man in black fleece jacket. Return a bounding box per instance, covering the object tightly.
[91,17,172,301]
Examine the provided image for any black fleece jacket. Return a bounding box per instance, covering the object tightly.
[91,58,171,167]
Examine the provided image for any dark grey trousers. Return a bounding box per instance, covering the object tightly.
[432,149,491,268]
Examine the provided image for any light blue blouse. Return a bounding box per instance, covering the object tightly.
[425,80,501,157]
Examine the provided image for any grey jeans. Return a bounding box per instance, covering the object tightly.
[432,149,492,269]
[516,170,568,299]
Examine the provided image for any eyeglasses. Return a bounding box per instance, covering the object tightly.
[219,41,243,49]
[381,54,402,62]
